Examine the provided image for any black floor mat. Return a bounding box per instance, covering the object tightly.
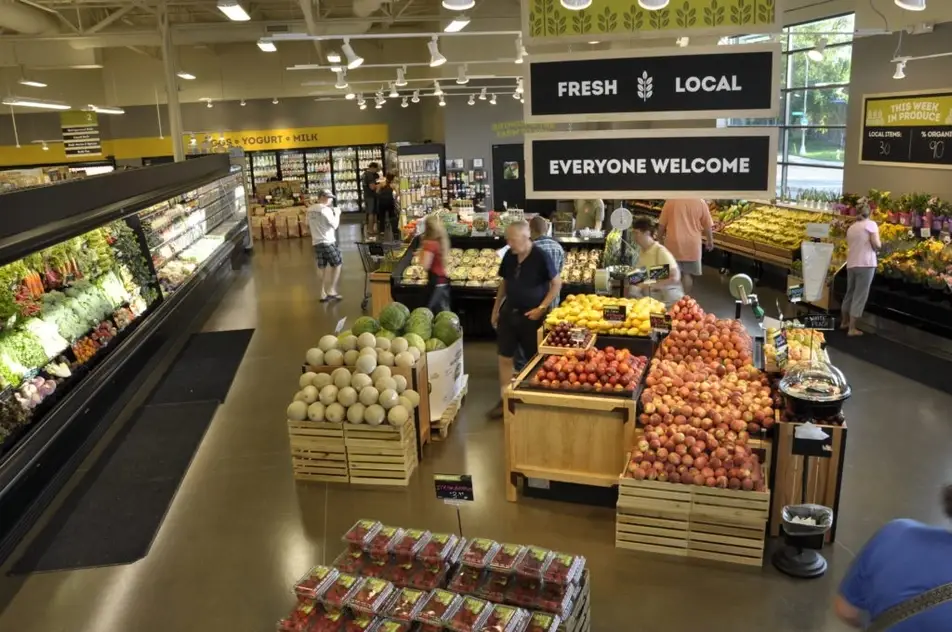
[147,329,254,405]
[10,401,219,573]
[825,330,952,395]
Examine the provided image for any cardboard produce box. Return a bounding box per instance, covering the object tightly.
[425,338,465,422]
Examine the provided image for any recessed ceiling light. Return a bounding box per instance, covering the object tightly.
[428,37,447,67]
[445,14,470,32]
[341,38,363,69]
[217,0,251,21]
[177,71,196,80]
[257,39,277,52]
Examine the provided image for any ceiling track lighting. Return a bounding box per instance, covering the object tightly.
[515,77,524,94]
[893,60,907,79]
[428,37,447,67]
[489,93,497,105]
[272,97,279,104]
[433,80,443,96]
[401,97,409,108]
[514,35,527,64]
[395,67,408,87]
[345,88,356,100]
[468,95,475,105]
[807,37,827,62]
[438,96,446,107]
[2,96,70,110]
[341,38,364,69]
[86,104,125,114]
[335,69,348,90]
[441,0,475,10]
[637,0,669,9]
[207,101,214,108]
[478,87,487,100]
[217,0,251,21]
[41,142,49,151]
[240,99,246,106]
[18,78,46,88]
[257,38,276,52]
[444,14,470,33]
[456,65,469,85]
[895,0,926,10]
[326,52,341,64]
[512,91,520,100]
[561,0,592,10]
[388,82,399,98]
[177,71,196,80]
[411,90,420,103]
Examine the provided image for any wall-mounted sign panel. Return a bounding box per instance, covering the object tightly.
[860,89,952,170]
[524,44,780,124]
[525,128,777,199]
[60,111,102,157]
[523,0,783,44]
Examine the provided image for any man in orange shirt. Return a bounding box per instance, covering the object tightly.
[658,198,714,295]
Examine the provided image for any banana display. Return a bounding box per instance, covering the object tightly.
[721,206,838,250]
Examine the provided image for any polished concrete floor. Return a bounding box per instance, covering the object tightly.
[0,226,950,632]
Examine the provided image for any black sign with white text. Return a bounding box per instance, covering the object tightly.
[525,44,779,123]
[526,129,776,199]
[434,474,474,502]
[860,92,952,170]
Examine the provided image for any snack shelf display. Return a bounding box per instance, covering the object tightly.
[278,520,591,632]
[397,144,446,219]
[0,155,248,564]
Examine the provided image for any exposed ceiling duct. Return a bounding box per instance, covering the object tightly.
[0,0,59,35]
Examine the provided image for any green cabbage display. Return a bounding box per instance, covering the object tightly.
[352,316,380,336]
[432,319,461,347]
[404,333,426,353]
[425,338,447,351]
[379,302,410,332]
[405,315,431,341]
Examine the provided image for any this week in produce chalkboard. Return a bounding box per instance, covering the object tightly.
[860,90,952,170]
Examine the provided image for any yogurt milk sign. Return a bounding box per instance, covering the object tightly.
[525,43,780,124]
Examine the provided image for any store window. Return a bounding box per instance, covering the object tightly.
[725,14,855,198]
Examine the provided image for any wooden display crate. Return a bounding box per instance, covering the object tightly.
[538,332,596,356]
[769,420,847,544]
[344,419,418,486]
[430,373,468,441]
[288,420,348,483]
[616,469,771,567]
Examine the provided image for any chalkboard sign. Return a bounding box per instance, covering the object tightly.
[860,90,952,170]
[603,305,627,322]
[647,264,670,282]
[787,284,803,303]
[773,330,788,368]
[790,314,836,331]
[649,312,672,333]
[434,474,474,502]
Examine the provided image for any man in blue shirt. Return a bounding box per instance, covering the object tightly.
[488,220,561,419]
[835,486,952,630]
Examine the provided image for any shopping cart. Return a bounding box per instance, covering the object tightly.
[356,239,408,312]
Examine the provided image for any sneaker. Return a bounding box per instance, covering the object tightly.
[488,400,504,420]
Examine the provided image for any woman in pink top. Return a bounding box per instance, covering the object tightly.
[842,206,881,336]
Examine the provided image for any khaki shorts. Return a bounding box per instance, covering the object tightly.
[678,260,702,276]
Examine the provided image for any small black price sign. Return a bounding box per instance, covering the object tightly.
[603,305,627,322]
[800,313,836,331]
[649,312,672,333]
[773,330,788,368]
[434,474,474,502]
[647,264,670,282]
[787,284,803,303]
[627,267,647,284]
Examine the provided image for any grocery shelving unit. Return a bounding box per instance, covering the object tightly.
[304,149,332,194]
[446,165,488,207]
[0,156,248,565]
[397,143,446,219]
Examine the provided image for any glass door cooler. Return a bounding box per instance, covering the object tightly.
[278,151,306,186]
[305,149,332,194]
[331,146,360,213]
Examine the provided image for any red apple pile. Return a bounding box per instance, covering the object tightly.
[530,347,647,394]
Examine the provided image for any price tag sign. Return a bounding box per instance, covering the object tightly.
[805,223,831,239]
[795,313,836,331]
[569,328,586,344]
[334,317,347,334]
[647,264,670,282]
[773,329,788,368]
[603,305,627,322]
[649,312,672,333]
[787,284,804,303]
[626,267,647,285]
[434,474,474,502]
[921,226,932,238]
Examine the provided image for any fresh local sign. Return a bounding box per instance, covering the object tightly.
[524,44,780,123]
[525,128,777,199]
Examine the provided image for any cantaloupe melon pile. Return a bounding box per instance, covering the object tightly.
[289,333,421,426]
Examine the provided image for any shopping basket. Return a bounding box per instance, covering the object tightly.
[356,239,407,312]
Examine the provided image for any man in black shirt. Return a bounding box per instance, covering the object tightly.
[361,162,380,236]
[488,220,562,419]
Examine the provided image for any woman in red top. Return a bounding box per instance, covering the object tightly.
[419,213,451,312]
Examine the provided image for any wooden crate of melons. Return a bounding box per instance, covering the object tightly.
[615,460,771,567]
[288,420,349,483]
[344,418,418,486]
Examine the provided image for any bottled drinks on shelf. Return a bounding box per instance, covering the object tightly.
[446,167,487,206]
[304,149,332,193]
[397,154,443,215]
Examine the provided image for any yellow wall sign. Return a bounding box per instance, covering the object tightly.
[524,0,781,42]
[864,93,952,128]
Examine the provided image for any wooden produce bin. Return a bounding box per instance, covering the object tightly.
[288,420,348,483]
[344,419,418,486]
[503,361,635,502]
[770,421,847,544]
[305,359,432,450]
[615,474,771,567]
[369,272,393,317]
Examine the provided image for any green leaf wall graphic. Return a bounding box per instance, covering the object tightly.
[529,0,777,38]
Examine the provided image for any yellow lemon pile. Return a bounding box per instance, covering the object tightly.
[546,294,665,337]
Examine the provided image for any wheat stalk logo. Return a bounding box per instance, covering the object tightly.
[637,71,653,102]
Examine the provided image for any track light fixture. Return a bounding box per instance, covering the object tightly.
[468,95,475,105]
[341,38,364,69]
[439,96,446,107]
[478,87,487,100]
[411,90,420,103]
[893,60,907,79]
[428,37,447,67]
[808,37,827,62]
[512,91,520,100]
[456,65,469,85]
[514,35,527,64]
[240,100,246,106]
[375,98,384,109]
[401,97,409,108]
[395,67,408,87]
[345,87,356,100]
[272,97,279,104]
[357,94,367,110]
[516,77,524,94]
[41,141,49,151]
[433,80,443,97]
[561,0,592,10]
[207,101,213,108]
[637,0,669,8]
[389,82,399,98]
[335,70,348,90]
[489,93,497,105]
[895,0,926,10]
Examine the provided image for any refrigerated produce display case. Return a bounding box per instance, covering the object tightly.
[0,155,247,563]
